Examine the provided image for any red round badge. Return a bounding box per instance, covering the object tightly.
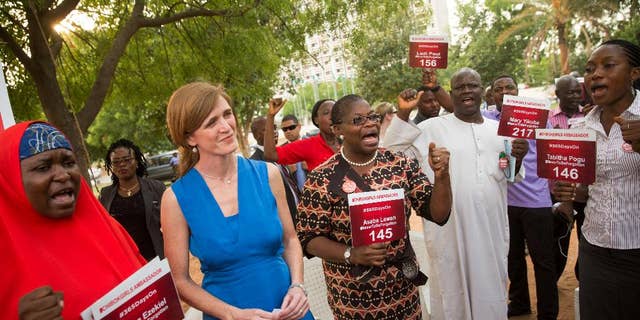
[342,179,357,193]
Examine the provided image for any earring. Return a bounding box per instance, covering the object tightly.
[192,146,198,153]
[339,135,344,140]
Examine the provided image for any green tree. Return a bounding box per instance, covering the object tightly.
[1,0,267,176]
[496,0,621,76]
[346,0,431,104]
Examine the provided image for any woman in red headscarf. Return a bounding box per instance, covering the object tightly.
[0,121,145,319]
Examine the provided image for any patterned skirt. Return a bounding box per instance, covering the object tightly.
[324,261,422,319]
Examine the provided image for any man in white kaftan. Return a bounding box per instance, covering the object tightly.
[384,68,527,320]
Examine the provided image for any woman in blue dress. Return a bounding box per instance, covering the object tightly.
[162,82,312,320]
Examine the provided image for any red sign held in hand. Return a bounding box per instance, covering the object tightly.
[535,129,596,184]
[348,189,406,247]
[409,35,449,69]
[498,95,551,139]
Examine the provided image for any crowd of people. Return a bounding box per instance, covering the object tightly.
[1,38,638,320]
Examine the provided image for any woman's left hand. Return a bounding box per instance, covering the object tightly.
[615,117,640,153]
[428,142,450,178]
[277,286,309,320]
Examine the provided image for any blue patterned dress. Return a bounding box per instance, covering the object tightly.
[172,156,313,320]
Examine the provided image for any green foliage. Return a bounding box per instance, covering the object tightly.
[346,0,431,103]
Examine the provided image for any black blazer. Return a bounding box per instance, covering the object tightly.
[99,177,166,259]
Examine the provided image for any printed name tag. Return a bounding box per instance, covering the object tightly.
[498,95,551,139]
[535,129,596,184]
[348,189,406,247]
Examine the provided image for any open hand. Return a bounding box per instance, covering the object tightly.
[268,98,288,117]
[18,286,63,320]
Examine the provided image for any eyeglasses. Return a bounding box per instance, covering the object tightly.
[281,124,298,132]
[111,157,134,166]
[335,113,382,126]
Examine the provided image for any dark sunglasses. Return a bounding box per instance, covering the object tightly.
[281,124,299,132]
[336,113,382,126]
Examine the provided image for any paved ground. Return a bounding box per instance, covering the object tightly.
[184,212,580,319]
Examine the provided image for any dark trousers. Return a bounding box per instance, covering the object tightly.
[579,238,640,320]
[508,206,558,320]
[553,201,586,281]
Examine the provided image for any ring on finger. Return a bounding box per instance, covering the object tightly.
[434,156,440,161]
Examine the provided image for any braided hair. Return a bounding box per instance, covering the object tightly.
[601,39,640,90]
[104,139,148,184]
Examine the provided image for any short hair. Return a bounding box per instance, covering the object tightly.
[331,94,365,125]
[451,67,482,85]
[250,116,266,136]
[281,114,299,124]
[492,74,518,87]
[600,39,640,90]
[166,82,233,177]
[310,99,335,127]
[105,139,148,184]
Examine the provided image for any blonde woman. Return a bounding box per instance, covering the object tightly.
[162,82,312,320]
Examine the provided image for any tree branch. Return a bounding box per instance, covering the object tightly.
[139,0,261,28]
[47,0,80,24]
[0,25,34,73]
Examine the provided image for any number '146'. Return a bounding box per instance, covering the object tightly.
[553,167,579,180]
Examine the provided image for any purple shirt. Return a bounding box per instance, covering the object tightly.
[482,109,552,208]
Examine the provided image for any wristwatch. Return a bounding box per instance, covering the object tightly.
[344,246,352,264]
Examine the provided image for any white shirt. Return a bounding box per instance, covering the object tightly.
[384,114,524,320]
[574,91,640,249]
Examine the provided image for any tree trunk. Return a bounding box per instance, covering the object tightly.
[557,21,570,74]
[31,58,92,183]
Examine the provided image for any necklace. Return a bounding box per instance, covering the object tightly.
[340,146,378,167]
[200,171,235,184]
[119,182,139,197]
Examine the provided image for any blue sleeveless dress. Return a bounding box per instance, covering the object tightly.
[172,156,313,320]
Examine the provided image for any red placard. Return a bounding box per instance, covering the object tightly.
[535,129,596,184]
[498,95,550,139]
[409,35,448,69]
[348,189,406,247]
[82,258,183,320]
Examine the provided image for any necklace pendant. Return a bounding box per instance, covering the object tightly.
[127,190,132,197]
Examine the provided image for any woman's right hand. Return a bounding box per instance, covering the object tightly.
[18,286,63,320]
[351,243,388,267]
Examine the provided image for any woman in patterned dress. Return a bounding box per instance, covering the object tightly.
[296,93,453,319]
